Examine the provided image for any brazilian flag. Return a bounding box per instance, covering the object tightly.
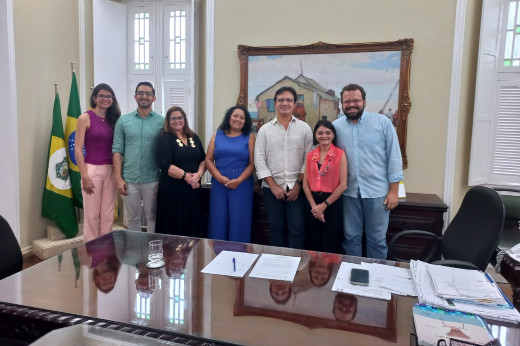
[65,72,83,208]
[42,93,79,238]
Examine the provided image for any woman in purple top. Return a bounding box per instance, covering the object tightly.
[75,84,121,242]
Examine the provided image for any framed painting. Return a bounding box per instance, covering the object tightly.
[237,39,413,168]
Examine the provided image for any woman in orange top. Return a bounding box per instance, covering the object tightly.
[303,119,347,254]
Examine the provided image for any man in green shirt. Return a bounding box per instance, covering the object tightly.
[112,82,165,233]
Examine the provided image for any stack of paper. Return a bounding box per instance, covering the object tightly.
[410,260,520,323]
[426,264,505,306]
[332,262,392,300]
[508,251,520,263]
[331,262,418,299]
[362,262,417,297]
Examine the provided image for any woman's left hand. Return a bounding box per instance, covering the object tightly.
[225,179,240,190]
[187,173,200,186]
[311,203,327,217]
[191,182,200,189]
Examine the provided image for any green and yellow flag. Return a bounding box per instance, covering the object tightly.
[42,93,79,238]
[65,72,83,208]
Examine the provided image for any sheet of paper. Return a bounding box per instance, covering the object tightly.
[508,252,520,262]
[248,254,301,282]
[332,262,391,300]
[361,262,417,296]
[398,181,406,198]
[201,251,259,278]
[380,276,417,296]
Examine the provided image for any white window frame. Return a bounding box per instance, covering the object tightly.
[127,3,155,76]
[469,0,520,187]
[163,3,191,76]
[122,0,195,124]
[498,0,520,71]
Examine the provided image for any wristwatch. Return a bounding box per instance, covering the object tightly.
[296,180,303,186]
[182,171,186,180]
[324,200,331,207]
[198,172,203,179]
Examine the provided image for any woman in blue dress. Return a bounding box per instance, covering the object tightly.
[206,105,255,242]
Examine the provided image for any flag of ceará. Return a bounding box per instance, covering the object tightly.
[65,72,83,208]
[42,93,79,238]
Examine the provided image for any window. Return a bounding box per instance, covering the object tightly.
[469,0,520,186]
[124,0,194,119]
[502,1,520,66]
[133,12,151,71]
[128,5,154,76]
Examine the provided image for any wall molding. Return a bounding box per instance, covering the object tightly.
[204,0,214,183]
[205,0,214,148]
[78,0,87,110]
[443,0,468,228]
[21,245,33,256]
[0,0,20,243]
[203,0,214,334]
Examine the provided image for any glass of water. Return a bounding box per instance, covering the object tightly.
[147,240,165,268]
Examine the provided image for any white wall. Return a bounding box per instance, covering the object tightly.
[13,0,80,249]
[0,0,20,243]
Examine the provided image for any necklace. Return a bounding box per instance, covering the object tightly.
[176,136,196,148]
[318,158,331,178]
[94,113,111,141]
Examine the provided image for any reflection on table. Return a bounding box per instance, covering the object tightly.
[0,230,518,346]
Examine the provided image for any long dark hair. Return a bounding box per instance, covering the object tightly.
[313,118,337,146]
[163,106,194,137]
[218,105,252,135]
[90,83,121,130]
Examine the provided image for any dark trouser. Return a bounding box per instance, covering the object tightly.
[263,186,306,249]
[306,192,343,254]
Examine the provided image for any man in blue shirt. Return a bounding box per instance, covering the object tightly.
[333,84,403,259]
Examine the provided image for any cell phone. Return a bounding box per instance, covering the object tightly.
[350,268,369,286]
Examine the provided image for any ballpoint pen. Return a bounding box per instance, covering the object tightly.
[233,258,236,272]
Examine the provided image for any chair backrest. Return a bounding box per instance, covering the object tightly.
[442,186,504,271]
[0,215,23,280]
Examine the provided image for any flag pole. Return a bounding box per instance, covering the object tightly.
[71,62,74,75]
[55,83,58,95]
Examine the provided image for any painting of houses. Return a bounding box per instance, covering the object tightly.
[247,51,402,133]
[254,74,340,130]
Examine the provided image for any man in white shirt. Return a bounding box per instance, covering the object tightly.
[254,86,313,249]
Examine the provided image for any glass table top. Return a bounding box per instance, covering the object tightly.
[0,231,518,346]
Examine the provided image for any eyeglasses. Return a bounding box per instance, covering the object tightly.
[275,98,294,104]
[342,99,363,105]
[170,116,184,122]
[136,91,154,97]
[97,94,114,100]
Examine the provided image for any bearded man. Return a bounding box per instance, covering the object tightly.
[332,84,403,259]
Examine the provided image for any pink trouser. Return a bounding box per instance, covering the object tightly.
[82,164,117,242]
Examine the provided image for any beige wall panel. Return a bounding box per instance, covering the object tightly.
[14,0,80,248]
[214,0,457,198]
[452,0,483,216]
[197,0,207,143]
